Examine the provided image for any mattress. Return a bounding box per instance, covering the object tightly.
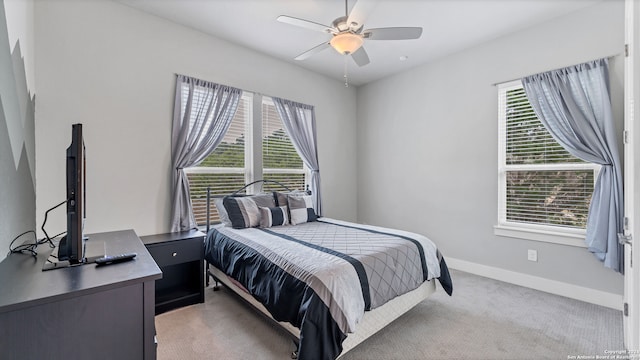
[204,218,452,360]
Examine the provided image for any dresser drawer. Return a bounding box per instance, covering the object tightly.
[147,238,202,267]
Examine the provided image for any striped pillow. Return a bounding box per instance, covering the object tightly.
[222,193,276,229]
[223,196,260,229]
[288,194,318,225]
[213,197,232,227]
[259,206,289,228]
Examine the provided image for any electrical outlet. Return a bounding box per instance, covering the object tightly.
[527,249,538,262]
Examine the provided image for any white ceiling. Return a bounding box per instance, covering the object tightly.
[116,0,604,86]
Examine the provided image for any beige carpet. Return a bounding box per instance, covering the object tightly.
[155,270,623,359]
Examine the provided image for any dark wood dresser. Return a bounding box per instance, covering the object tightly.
[0,229,162,360]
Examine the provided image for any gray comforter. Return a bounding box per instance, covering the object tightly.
[211,217,448,336]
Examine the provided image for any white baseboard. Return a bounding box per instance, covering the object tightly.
[446,257,623,311]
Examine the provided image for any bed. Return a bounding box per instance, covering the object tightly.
[203,183,453,360]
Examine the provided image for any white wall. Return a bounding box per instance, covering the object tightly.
[1,0,35,261]
[4,0,34,91]
[356,1,625,295]
[34,0,357,237]
[32,0,627,298]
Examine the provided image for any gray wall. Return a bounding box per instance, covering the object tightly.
[0,0,35,261]
[356,1,625,294]
[34,0,358,237]
[30,0,627,296]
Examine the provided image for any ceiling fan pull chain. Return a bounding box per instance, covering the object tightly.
[344,55,349,87]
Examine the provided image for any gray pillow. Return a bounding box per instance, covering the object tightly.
[250,193,277,208]
[274,190,307,208]
[288,194,318,225]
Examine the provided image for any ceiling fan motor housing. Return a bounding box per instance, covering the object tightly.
[332,16,363,34]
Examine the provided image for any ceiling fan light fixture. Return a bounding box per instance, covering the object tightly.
[330,33,363,55]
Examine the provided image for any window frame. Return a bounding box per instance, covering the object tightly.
[183,91,309,226]
[495,80,599,247]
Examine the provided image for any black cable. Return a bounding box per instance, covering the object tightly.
[8,230,38,257]
[8,199,68,257]
[41,199,68,247]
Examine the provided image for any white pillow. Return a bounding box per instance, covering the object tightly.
[213,197,231,226]
[287,194,318,225]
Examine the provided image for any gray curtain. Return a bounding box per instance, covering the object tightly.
[272,98,322,216]
[522,58,624,273]
[171,75,242,231]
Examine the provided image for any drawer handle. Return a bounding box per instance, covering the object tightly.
[172,252,177,257]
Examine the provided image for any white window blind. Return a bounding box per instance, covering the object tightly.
[185,92,252,225]
[498,81,598,231]
[262,97,306,192]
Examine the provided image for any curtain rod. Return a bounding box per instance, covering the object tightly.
[491,52,622,87]
[174,72,313,108]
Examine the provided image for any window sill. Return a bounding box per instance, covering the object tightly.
[494,224,587,248]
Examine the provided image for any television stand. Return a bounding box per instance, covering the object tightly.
[0,229,161,360]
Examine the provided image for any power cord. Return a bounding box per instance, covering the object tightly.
[8,230,39,257]
[41,199,67,246]
[8,200,68,258]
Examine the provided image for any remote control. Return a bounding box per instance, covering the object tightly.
[95,253,137,266]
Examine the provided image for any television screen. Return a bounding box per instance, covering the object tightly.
[58,123,85,263]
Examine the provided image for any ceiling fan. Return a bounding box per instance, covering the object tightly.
[277,0,423,67]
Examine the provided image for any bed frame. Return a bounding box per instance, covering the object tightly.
[209,265,436,359]
[203,180,438,359]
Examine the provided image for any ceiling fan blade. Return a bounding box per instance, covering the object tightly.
[347,0,379,30]
[351,47,370,67]
[277,15,335,34]
[294,42,331,61]
[363,27,423,40]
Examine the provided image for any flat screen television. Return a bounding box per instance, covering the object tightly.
[57,123,86,264]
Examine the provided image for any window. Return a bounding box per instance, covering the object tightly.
[262,98,307,192]
[184,92,307,226]
[496,81,599,244]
